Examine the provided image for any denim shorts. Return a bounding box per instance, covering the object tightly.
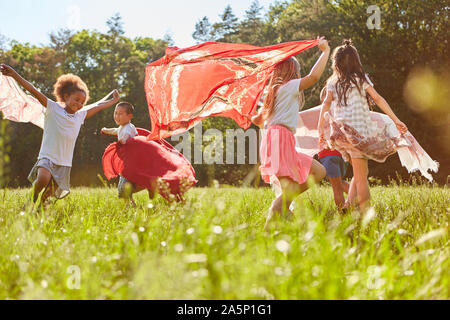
[319,155,348,178]
[28,158,71,199]
[118,176,136,198]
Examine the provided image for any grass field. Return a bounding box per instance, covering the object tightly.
[0,183,448,300]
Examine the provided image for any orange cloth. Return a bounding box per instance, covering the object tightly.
[145,40,318,140]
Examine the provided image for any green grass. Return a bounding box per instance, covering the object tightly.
[0,184,448,299]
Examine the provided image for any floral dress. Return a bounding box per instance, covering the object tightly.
[322,75,409,162]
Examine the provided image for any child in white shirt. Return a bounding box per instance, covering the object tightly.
[101,102,138,144]
[101,102,139,206]
[252,36,330,230]
[0,64,119,207]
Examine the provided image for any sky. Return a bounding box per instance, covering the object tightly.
[0,0,276,48]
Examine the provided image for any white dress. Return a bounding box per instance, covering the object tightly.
[323,75,410,162]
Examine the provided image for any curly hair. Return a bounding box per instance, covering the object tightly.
[53,74,90,103]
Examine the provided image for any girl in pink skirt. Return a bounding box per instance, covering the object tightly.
[318,39,408,212]
[252,37,330,230]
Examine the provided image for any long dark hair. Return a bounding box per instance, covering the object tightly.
[329,39,371,107]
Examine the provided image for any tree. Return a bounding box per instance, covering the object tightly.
[212,5,239,42]
[237,0,267,46]
[193,17,213,44]
[162,32,175,47]
[49,28,74,52]
[107,13,125,37]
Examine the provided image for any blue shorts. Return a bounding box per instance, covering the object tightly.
[319,155,348,178]
[118,176,136,198]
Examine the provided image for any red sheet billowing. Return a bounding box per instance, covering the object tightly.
[145,40,318,140]
[102,128,197,201]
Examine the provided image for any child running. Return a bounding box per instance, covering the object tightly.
[101,107,197,205]
[318,39,408,212]
[317,87,352,210]
[101,101,139,207]
[0,64,120,206]
[252,36,330,230]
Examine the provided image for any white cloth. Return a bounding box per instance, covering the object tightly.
[117,122,138,144]
[0,75,45,128]
[0,76,114,129]
[38,99,87,167]
[265,78,303,132]
[294,106,439,182]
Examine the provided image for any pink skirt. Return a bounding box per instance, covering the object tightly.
[260,125,313,186]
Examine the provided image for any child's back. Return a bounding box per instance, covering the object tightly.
[327,74,375,137]
[265,79,304,132]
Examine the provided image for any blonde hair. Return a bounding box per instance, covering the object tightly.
[262,57,304,121]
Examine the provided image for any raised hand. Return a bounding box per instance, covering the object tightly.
[317,36,330,52]
[112,89,120,103]
[0,64,17,78]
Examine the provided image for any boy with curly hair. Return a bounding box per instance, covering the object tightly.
[0,64,120,205]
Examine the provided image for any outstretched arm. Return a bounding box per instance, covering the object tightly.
[299,36,330,91]
[366,86,408,134]
[0,64,48,107]
[101,127,119,136]
[84,89,120,119]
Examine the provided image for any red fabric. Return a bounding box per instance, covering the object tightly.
[145,40,318,140]
[102,128,197,201]
[318,149,342,159]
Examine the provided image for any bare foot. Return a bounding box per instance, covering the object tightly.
[264,209,294,231]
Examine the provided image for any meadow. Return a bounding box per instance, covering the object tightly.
[0,182,448,300]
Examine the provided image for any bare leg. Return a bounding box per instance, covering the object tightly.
[129,197,137,208]
[264,160,326,230]
[351,158,370,212]
[344,177,358,209]
[32,167,52,203]
[308,159,327,183]
[264,188,296,231]
[342,180,350,194]
[41,178,57,204]
[329,177,345,209]
[147,188,156,200]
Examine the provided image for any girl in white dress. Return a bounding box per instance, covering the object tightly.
[318,40,408,212]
